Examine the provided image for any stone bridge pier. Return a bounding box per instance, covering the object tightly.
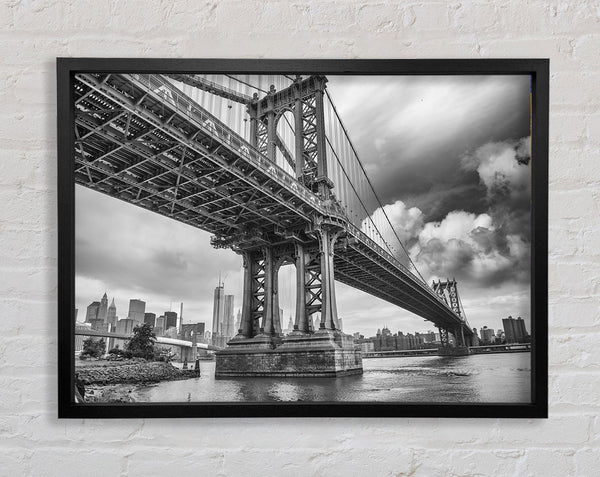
[215,224,363,378]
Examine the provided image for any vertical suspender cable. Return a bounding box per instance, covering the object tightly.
[325,89,426,284]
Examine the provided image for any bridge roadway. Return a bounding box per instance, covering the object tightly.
[74,72,472,339]
[74,328,223,351]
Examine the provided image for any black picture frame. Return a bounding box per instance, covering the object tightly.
[57,58,548,419]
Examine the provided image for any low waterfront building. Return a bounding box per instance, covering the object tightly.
[502,316,529,343]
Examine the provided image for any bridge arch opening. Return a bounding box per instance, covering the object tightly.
[275,109,296,176]
[275,257,296,335]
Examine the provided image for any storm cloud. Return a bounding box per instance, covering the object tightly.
[362,135,532,331]
[327,75,530,222]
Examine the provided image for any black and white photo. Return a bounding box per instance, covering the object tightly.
[57,59,548,418]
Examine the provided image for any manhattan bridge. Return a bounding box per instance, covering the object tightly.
[73,72,474,376]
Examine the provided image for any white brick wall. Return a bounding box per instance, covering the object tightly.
[1,1,598,475]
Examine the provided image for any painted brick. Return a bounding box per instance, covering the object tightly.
[551,372,600,406]
[549,189,599,220]
[519,448,577,476]
[575,447,600,476]
[549,297,600,328]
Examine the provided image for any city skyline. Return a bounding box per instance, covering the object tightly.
[77,286,526,340]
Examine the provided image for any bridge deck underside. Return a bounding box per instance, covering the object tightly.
[74,73,323,243]
[335,241,473,335]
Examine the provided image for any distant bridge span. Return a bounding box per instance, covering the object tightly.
[74,328,223,351]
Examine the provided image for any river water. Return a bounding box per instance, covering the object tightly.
[131,352,531,403]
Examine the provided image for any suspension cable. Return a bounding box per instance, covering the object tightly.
[224,75,268,94]
[325,134,396,257]
[324,90,427,284]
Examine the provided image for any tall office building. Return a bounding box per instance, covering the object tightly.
[98,292,109,323]
[107,298,117,328]
[284,316,294,334]
[502,316,529,343]
[222,295,235,338]
[85,301,100,323]
[155,315,166,336]
[234,309,241,333]
[113,318,136,349]
[74,322,92,352]
[471,328,480,346]
[144,312,156,327]
[212,282,225,337]
[164,311,178,330]
[128,299,146,324]
[85,300,108,330]
[480,326,495,344]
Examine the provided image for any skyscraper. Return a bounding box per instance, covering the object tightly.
[314,314,321,332]
[164,311,177,330]
[98,292,109,323]
[85,301,100,323]
[144,312,156,327]
[234,309,242,333]
[480,326,495,344]
[107,298,117,328]
[502,316,529,343]
[222,295,235,338]
[155,315,166,336]
[471,328,480,346]
[116,318,135,335]
[212,282,224,337]
[128,299,146,324]
[285,316,294,334]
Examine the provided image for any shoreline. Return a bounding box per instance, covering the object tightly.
[76,359,199,402]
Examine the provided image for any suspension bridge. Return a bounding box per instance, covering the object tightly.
[73,72,474,377]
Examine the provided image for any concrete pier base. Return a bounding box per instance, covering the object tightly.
[215,330,363,378]
[438,346,471,356]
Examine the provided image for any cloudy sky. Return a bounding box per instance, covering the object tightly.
[76,74,531,337]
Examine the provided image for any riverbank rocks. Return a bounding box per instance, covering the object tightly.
[76,360,197,385]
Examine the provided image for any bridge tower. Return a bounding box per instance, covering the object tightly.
[215,75,362,377]
[433,279,469,349]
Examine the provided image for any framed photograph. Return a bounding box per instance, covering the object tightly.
[57,59,548,418]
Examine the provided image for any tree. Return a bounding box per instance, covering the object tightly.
[125,322,156,360]
[153,346,175,363]
[80,338,105,359]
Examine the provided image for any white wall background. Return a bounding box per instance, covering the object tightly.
[1,1,599,475]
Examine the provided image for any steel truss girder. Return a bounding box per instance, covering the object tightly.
[73,73,332,241]
[334,241,471,335]
[74,122,285,232]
